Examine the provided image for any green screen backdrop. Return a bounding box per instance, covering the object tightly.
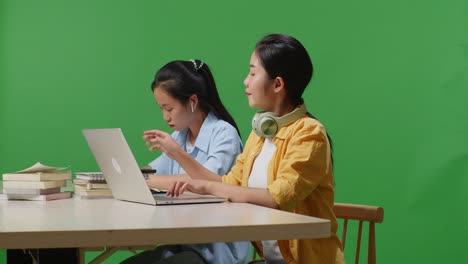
[1,1,467,263]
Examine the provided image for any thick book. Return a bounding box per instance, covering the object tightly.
[74,182,109,190]
[0,191,72,201]
[2,180,67,189]
[3,171,72,181]
[72,179,107,185]
[2,162,71,181]
[75,172,105,181]
[74,188,113,197]
[73,194,113,200]
[2,187,61,195]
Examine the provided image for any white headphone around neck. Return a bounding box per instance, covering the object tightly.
[252,104,307,138]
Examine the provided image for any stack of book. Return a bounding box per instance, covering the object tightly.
[73,172,113,199]
[0,162,72,201]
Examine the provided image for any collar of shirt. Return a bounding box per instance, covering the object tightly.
[174,111,218,154]
[275,113,308,140]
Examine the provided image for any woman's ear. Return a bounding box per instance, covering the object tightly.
[273,77,285,93]
[189,94,198,112]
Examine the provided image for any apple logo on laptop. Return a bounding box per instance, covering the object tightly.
[112,158,122,174]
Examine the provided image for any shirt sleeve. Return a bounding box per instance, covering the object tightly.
[222,152,245,185]
[267,125,331,212]
[222,132,257,186]
[203,126,242,175]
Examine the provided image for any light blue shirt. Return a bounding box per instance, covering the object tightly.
[149,112,243,176]
[149,111,250,264]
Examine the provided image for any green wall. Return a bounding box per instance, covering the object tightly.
[1,1,467,263]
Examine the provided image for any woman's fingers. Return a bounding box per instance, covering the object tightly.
[143,129,159,135]
[149,143,162,151]
[167,181,180,197]
[167,181,176,197]
[143,131,155,139]
[178,182,188,196]
[145,134,167,151]
[167,181,189,197]
[143,130,167,140]
[171,181,180,196]
[174,181,185,197]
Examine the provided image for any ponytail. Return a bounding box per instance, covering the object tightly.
[195,60,241,137]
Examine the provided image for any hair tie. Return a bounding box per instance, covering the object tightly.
[190,59,204,71]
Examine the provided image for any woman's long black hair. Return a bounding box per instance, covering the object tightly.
[255,34,334,166]
[151,60,240,136]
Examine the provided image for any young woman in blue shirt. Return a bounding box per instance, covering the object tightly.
[121,60,250,264]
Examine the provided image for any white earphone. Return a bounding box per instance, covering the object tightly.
[190,101,194,113]
[252,104,307,138]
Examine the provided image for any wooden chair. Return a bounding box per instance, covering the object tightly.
[333,203,384,264]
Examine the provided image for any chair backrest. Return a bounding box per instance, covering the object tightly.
[333,203,384,264]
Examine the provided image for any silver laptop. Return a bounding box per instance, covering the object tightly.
[82,128,227,205]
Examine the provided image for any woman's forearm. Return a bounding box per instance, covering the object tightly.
[205,181,279,209]
[146,174,191,190]
[174,151,222,182]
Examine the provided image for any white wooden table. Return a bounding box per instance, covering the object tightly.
[0,198,331,263]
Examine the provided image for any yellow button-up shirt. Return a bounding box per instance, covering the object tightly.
[222,116,344,264]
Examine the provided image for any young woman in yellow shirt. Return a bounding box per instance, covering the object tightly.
[145,33,345,264]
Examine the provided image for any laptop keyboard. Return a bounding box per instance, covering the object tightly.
[152,195,175,201]
[153,194,204,200]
